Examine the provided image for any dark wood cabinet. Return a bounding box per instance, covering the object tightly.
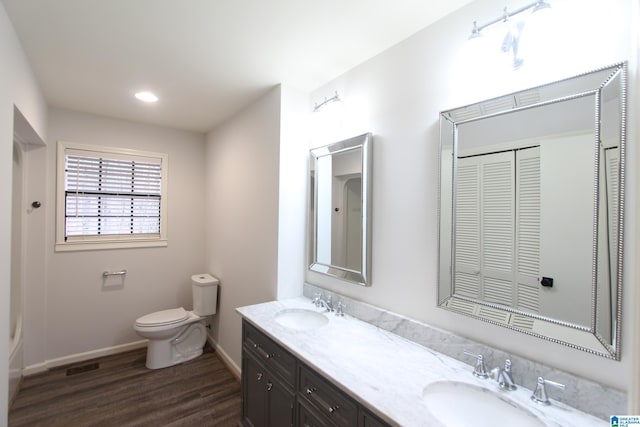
[241,320,390,427]
[359,409,388,427]
[298,364,358,427]
[241,322,296,427]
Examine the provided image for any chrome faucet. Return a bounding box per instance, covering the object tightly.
[318,295,334,312]
[531,376,565,405]
[312,292,334,312]
[463,351,488,378]
[490,359,517,391]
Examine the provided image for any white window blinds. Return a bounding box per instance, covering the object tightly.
[63,148,163,241]
[56,141,169,251]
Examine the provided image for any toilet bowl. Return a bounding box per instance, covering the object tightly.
[134,274,219,369]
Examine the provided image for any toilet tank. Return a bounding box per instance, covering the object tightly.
[191,273,219,316]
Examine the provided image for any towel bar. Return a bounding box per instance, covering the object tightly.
[103,269,127,277]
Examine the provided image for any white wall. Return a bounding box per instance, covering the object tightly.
[204,86,282,371]
[306,0,637,392]
[539,134,594,325]
[0,3,47,424]
[30,108,206,365]
[277,86,309,300]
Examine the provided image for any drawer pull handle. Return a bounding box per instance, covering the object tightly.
[328,405,340,414]
[254,345,272,359]
[306,387,316,395]
[266,382,273,391]
[256,373,263,381]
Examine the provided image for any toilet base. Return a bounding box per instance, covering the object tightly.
[144,321,207,369]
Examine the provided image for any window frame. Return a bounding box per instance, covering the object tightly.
[56,141,169,252]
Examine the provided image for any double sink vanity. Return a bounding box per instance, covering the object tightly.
[235,62,629,426]
[237,296,605,426]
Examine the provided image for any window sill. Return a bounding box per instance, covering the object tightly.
[55,239,168,252]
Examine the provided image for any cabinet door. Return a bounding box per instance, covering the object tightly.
[243,349,295,427]
[298,399,333,427]
[242,352,267,427]
[359,409,388,427]
[266,378,295,427]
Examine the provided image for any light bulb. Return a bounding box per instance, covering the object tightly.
[135,91,158,103]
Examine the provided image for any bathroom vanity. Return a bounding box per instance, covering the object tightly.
[241,320,387,426]
[237,297,606,427]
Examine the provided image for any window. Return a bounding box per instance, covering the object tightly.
[56,142,168,251]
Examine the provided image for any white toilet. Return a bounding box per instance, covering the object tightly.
[134,273,219,369]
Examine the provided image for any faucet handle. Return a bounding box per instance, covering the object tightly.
[312,292,322,307]
[336,300,347,316]
[531,376,565,405]
[504,359,513,372]
[463,351,488,378]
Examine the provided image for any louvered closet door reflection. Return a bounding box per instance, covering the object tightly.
[515,147,541,313]
[480,152,515,306]
[455,152,514,303]
[605,148,619,294]
[454,159,481,299]
[456,149,541,312]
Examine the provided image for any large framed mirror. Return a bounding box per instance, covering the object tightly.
[309,133,372,286]
[438,63,626,359]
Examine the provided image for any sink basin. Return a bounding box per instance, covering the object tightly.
[274,309,329,331]
[422,381,545,427]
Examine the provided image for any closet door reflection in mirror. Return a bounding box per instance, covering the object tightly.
[438,63,626,359]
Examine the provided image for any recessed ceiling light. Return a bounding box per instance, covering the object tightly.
[135,91,158,103]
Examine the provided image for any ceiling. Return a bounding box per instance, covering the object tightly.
[3,0,474,133]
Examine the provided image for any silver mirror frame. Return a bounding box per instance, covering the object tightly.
[309,133,373,286]
[437,63,626,359]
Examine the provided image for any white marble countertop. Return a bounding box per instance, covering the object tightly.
[236,297,606,427]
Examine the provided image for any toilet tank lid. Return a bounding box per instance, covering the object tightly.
[192,273,219,286]
[135,307,188,327]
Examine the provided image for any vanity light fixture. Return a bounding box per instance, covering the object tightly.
[467,0,551,69]
[134,91,159,103]
[313,91,341,112]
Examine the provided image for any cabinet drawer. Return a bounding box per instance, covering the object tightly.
[243,320,297,387]
[299,365,358,427]
[298,398,331,427]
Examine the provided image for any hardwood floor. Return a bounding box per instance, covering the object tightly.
[9,345,242,427]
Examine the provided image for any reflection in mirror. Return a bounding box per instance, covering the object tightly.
[309,133,372,285]
[438,63,626,359]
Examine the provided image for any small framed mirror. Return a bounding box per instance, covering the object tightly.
[438,63,626,359]
[309,133,372,286]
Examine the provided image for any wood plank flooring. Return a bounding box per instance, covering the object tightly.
[9,345,241,427]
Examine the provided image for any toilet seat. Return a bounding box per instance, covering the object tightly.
[135,307,189,328]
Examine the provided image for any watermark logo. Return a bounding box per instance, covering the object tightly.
[612,415,640,426]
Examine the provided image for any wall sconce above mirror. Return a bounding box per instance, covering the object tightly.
[309,133,372,286]
[438,63,626,359]
[313,91,341,112]
[468,0,553,69]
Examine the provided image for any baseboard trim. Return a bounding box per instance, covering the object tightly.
[207,333,241,380]
[21,337,239,379]
[23,340,148,376]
